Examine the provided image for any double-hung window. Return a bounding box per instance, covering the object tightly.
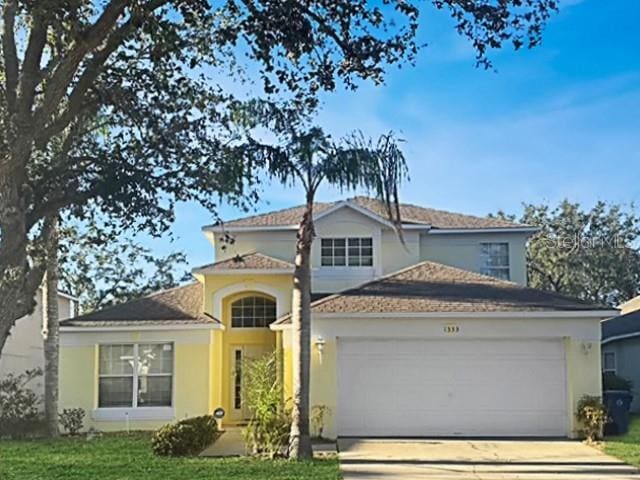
[98,343,173,408]
[321,237,373,267]
[480,242,510,280]
[603,351,616,374]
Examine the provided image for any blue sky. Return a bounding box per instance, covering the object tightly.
[151,0,640,267]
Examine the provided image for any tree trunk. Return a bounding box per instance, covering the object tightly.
[288,195,314,460]
[0,130,43,359]
[43,215,60,438]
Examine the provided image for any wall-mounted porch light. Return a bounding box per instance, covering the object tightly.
[315,336,326,364]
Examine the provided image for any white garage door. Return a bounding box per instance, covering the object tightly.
[337,338,567,437]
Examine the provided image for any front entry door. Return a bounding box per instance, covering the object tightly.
[230,345,272,421]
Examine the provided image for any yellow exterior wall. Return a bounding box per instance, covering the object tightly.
[284,316,603,440]
[59,345,96,415]
[59,331,213,432]
[199,273,293,426]
[309,338,337,438]
[565,337,602,437]
[282,330,294,401]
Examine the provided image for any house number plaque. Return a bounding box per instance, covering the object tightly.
[443,324,460,334]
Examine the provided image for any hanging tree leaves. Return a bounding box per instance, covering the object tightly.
[0,0,558,353]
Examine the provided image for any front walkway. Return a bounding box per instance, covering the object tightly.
[200,428,247,457]
[200,427,338,457]
[338,438,640,479]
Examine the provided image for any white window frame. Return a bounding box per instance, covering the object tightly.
[98,342,174,409]
[603,351,617,374]
[321,237,373,267]
[479,242,510,280]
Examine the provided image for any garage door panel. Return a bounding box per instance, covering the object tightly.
[337,338,567,437]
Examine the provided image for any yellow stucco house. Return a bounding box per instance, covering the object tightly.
[59,197,616,439]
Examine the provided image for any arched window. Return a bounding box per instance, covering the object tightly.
[230,296,276,328]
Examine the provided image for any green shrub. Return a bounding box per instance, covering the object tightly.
[59,408,85,435]
[603,372,633,391]
[242,353,290,458]
[311,405,332,439]
[0,369,44,439]
[151,415,218,456]
[576,395,607,442]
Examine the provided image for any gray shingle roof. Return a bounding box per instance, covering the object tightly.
[207,196,531,230]
[602,310,640,342]
[193,252,294,272]
[274,261,609,324]
[61,283,215,327]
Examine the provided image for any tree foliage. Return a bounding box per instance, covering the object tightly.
[493,200,640,306]
[0,0,558,352]
[58,220,190,314]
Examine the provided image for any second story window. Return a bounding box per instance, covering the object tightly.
[321,237,373,267]
[480,242,510,280]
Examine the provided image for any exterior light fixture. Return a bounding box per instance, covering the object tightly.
[315,336,326,364]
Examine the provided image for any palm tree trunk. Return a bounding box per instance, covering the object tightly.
[43,215,60,438]
[288,196,314,459]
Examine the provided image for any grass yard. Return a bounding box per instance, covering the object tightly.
[0,432,340,480]
[604,415,640,468]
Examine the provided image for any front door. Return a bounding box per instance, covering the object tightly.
[230,345,272,422]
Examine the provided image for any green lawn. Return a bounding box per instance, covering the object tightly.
[0,433,340,480]
[604,415,640,468]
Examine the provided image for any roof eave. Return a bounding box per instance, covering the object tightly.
[271,309,618,328]
[602,331,640,345]
[428,227,539,235]
[61,322,225,332]
[203,223,430,233]
[192,267,294,275]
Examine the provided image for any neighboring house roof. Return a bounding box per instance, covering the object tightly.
[204,196,532,231]
[619,295,640,315]
[192,252,294,274]
[61,283,215,327]
[56,290,79,302]
[273,261,610,324]
[602,310,640,344]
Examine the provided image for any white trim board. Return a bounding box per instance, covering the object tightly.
[310,310,618,319]
[203,223,431,233]
[602,332,640,345]
[57,291,80,302]
[192,268,294,275]
[270,309,618,330]
[92,407,175,422]
[61,324,222,333]
[212,281,289,319]
[428,227,539,234]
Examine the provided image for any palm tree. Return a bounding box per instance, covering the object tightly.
[266,128,408,459]
[42,214,60,437]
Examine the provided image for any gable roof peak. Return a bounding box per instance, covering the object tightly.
[204,197,533,231]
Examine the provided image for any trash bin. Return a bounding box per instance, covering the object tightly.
[603,390,633,435]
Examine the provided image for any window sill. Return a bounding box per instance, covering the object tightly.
[314,266,375,274]
[92,407,175,422]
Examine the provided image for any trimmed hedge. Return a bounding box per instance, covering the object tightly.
[151,415,218,456]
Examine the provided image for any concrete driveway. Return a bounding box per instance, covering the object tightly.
[338,438,639,480]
